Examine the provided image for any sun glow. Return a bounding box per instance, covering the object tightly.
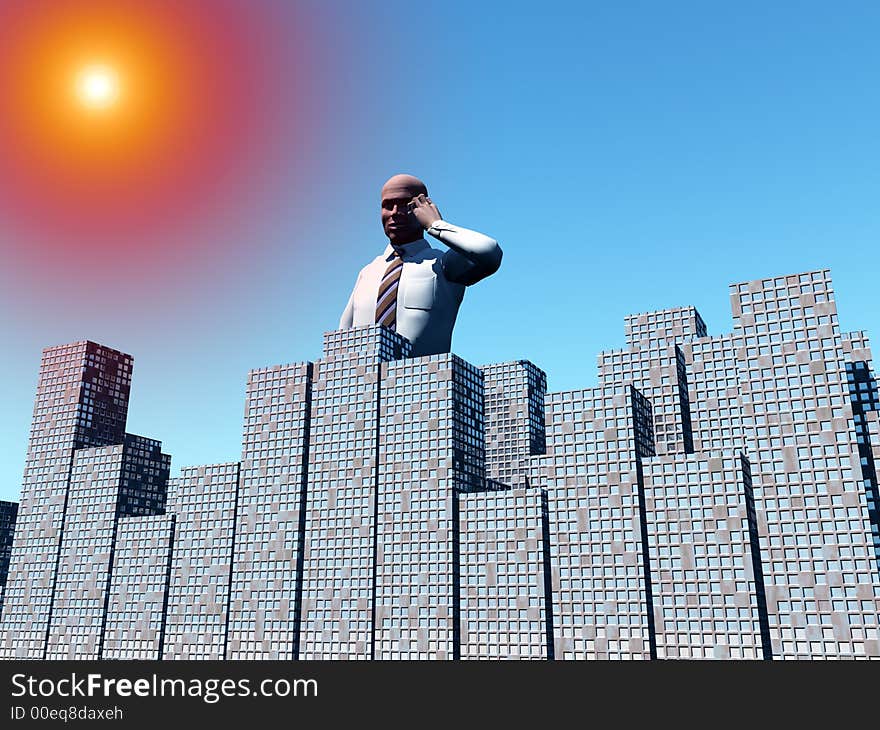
[0,0,301,266]
[74,64,120,109]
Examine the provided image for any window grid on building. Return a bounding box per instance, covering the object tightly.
[3,270,880,660]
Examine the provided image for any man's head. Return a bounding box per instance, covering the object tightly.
[381,173,428,245]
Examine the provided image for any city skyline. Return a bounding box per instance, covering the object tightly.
[4,2,880,504]
[2,267,878,660]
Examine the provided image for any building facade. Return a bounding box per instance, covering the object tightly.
[459,487,551,659]
[0,342,153,659]
[300,327,411,660]
[0,501,17,619]
[226,362,312,660]
[483,361,547,488]
[45,436,170,660]
[102,514,176,660]
[374,353,485,659]
[163,462,240,660]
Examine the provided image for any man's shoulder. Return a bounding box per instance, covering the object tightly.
[416,244,444,261]
[357,251,387,274]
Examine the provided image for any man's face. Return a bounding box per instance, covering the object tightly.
[381,180,426,245]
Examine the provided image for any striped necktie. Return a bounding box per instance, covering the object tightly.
[375,251,404,331]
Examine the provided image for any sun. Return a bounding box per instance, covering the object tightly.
[74,63,120,109]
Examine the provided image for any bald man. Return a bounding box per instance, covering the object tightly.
[339,174,502,357]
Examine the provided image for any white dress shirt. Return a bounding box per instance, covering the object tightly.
[339,219,502,356]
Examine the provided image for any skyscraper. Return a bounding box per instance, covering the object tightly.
[530,386,656,659]
[45,435,170,659]
[641,451,769,659]
[459,487,551,659]
[300,326,410,660]
[482,361,547,488]
[163,462,240,660]
[842,331,880,567]
[225,362,312,660]
[374,353,484,659]
[0,501,17,619]
[0,342,136,659]
[719,272,880,658]
[102,514,175,660]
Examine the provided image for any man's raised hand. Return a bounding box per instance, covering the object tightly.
[408,193,442,230]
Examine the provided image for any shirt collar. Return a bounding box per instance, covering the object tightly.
[383,237,429,261]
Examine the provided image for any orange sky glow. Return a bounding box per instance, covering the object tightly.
[0,0,301,273]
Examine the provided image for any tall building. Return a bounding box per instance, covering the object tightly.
[681,271,880,658]
[842,331,880,567]
[375,353,485,659]
[641,451,770,659]
[601,307,707,455]
[530,386,656,659]
[2,269,880,660]
[45,435,170,660]
[225,362,312,660]
[102,514,175,660]
[300,326,410,660]
[0,342,134,659]
[459,487,551,659]
[0,501,18,619]
[163,463,240,660]
[483,361,547,488]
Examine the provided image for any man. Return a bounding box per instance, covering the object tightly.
[339,174,502,356]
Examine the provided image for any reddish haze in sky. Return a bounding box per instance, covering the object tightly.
[0,0,311,279]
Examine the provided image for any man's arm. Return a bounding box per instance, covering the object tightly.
[429,220,503,286]
[409,193,502,286]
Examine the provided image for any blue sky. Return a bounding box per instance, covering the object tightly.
[2,1,879,501]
